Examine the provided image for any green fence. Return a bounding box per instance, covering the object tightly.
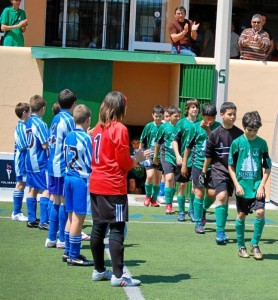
[179,64,215,116]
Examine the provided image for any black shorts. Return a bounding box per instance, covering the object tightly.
[192,165,214,189]
[145,161,163,172]
[213,178,234,197]
[161,161,176,175]
[90,194,129,223]
[127,171,145,189]
[236,195,265,215]
[175,166,192,183]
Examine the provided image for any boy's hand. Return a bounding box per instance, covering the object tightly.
[181,164,188,177]
[176,155,183,166]
[200,120,211,135]
[235,184,244,196]
[153,156,159,165]
[199,172,209,188]
[256,185,265,200]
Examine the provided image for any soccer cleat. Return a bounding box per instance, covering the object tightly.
[195,225,205,234]
[165,204,174,214]
[62,253,88,263]
[56,239,65,249]
[81,232,91,241]
[11,212,28,222]
[45,238,57,248]
[150,200,160,207]
[216,231,227,245]
[250,245,263,260]
[238,246,250,258]
[111,274,141,287]
[38,222,49,230]
[177,212,185,222]
[223,232,229,242]
[201,210,207,226]
[157,196,166,204]
[144,196,151,207]
[92,269,113,281]
[26,218,40,228]
[67,256,94,266]
[187,210,195,222]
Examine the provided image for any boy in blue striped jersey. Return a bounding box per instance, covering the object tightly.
[45,89,76,248]
[11,102,30,222]
[25,95,49,229]
[63,104,94,266]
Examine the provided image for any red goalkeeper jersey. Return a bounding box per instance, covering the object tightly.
[89,121,133,195]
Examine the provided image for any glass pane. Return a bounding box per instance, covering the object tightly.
[135,0,166,43]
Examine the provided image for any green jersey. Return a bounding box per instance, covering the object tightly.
[228,135,272,199]
[186,120,221,170]
[174,117,196,167]
[140,121,161,158]
[0,7,26,46]
[155,122,178,165]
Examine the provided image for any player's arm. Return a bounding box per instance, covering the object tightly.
[153,143,160,165]
[228,164,244,196]
[202,157,211,174]
[172,140,182,165]
[181,147,190,177]
[256,168,271,200]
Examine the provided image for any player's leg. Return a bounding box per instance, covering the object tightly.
[144,167,154,206]
[150,167,162,206]
[12,179,27,221]
[26,172,39,227]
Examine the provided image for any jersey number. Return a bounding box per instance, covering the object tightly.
[64,145,81,171]
[94,134,101,164]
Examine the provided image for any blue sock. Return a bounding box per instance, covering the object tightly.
[39,197,49,224]
[13,190,24,215]
[159,181,165,196]
[69,234,82,259]
[65,230,70,255]
[59,205,68,242]
[47,200,53,221]
[48,204,60,241]
[26,197,37,222]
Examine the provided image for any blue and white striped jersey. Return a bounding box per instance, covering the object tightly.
[25,114,48,172]
[48,110,75,177]
[14,120,28,177]
[64,128,92,179]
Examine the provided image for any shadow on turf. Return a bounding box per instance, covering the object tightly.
[137,273,191,284]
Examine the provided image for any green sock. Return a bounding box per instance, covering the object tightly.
[171,187,176,199]
[223,204,229,227]
[235,218,245,248]
[203,195,215,210]
[165,188,172,204]
[152,185,160,200]
[194,197,203,226]
[177,195,185,213]
[215,205,226,232]
[189,193,194,212]
[251,217,265,246]
[145,183,153,197]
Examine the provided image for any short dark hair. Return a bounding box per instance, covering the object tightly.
[185,99,200,116]
[242,111,262,129]
[167,105,181,116]
[73,104,91,125]
[220,102,237,114]
[175,6,186,15]
[58,89,77,109]
[52,102,60,116]
[152,105,164,115]
[29,95,46,113]
[15,102,30,119]
[202,103,217,117]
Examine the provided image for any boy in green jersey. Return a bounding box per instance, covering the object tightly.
[172,99,200,221]
[154,106,181,214]
[228,111,271,260]
[182,103,220,233]
[140,105,164,207]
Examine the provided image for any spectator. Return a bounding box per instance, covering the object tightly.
[0,0,28,47]
[168,6,199,56]
[230,23,240,59]
[238,14,270,61]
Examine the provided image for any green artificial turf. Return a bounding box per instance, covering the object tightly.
[1,201,278,300]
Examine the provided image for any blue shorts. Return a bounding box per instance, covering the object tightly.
[16,174,26,183]
[26,170,48,191]
[48,175,64,196]
[64,175,88,215]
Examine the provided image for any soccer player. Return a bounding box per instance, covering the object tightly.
[202,102,243,244]
[45,89,76,248]
[11,102,30,222]
[63,104,94,266]
[228,111,271,259]
[172,99,200,221]
[153,105,181,214]
[182,103,220,234]
[139,105,164,207]
[25,95,49,229]
[90,91,151,286]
